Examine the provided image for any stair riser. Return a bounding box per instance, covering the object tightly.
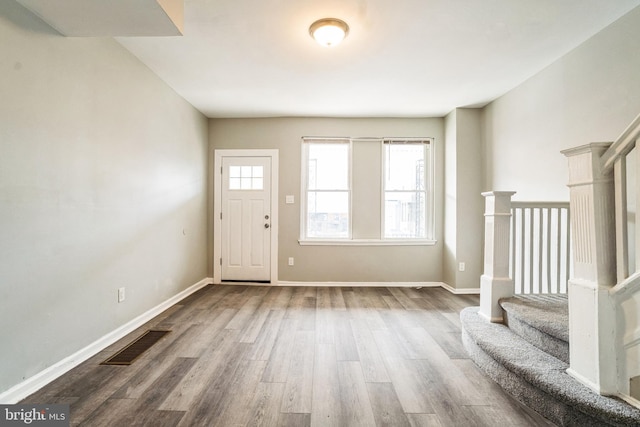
[504,311,570,364]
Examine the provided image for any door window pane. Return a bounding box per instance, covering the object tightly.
[228,165,264,190]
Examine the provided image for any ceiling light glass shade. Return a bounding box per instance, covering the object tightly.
[309,18,349,47]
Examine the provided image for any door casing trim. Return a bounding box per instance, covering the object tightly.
[213,149,279,284]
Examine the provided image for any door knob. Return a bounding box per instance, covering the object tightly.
[264,223,270,229]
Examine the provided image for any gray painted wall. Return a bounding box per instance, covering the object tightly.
[444,109,484,290]
[209,117,444,283]
[0,1,209,394]
[484,5,640,201]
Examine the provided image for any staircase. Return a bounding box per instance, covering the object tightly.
[461,296,640,426]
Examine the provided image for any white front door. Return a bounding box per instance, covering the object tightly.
[221,156,272,281]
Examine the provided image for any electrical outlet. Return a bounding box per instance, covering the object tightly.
[288,257,294,266]
[118,287,125,303]
[458,262,466,272]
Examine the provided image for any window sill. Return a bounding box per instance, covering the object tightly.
[298,239,437,246]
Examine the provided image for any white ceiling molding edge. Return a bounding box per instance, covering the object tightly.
[15,0,183,37]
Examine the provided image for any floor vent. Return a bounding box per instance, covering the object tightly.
[101,330,170,365]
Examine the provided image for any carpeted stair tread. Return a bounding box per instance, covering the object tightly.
[461,306,640,426]
[499,294,569,363]
[499,294,569,342]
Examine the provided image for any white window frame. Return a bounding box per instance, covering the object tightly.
[299,136,436,246]
[300,137,352,242]
[381,138,434,243]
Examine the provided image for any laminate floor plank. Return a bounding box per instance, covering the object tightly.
[158,329,241,411]
[225,295,265,330]
[411,299,464,333]
[109,329,197,399]
[261,318,299,383]
[246,382,285,427]
[239,305,273,343]
[212,359,267,427]
[107,357,196,427]
[268,286,294,309]
[280,330,315,414]
[414,359,479,426]
[355,287,390,310]
[190,284,236,310]
[311,344,342,427]
[334,310,360,361]
[381,356,436,414]
[350,317,391,382]
[382,294,407,310]
[246,309,286,361]
[387,287,422,310]
[316,287,332,309]
[217,285,253,309]
[315,307,336,345]
[337,361,377,427]
[345,289,388,329]
[21,285,552,427]
[278,413,311,427]
[174,343,250,427]
[366,382,412,427]
[285,287,316,330]
[427,328,469,359]
[406,413,445,427]
[76,398,138,427]
[239,288,291,344]
[398,286,426,299]
[56,365,143,425]
[329,286,347,310]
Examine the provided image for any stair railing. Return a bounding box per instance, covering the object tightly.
[479,193,571,323]
[562,112,640,406]
[511,201,571,294]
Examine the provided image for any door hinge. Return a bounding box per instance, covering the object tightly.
[220,212,222,220]
[220,258,222,266]
[220,166,223,174]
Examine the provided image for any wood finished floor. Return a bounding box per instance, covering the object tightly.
[23,285,555,426]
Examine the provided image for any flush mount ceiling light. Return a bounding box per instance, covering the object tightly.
[309,18,349,47]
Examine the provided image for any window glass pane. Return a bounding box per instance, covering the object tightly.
[384,192,425,238]
[241,166,252,178]
[308,143,348,190]
[252,177,263,190]
[229,166,241,178]
[307,191,349,238]
[229,177,241,190]
[252,166,263,178]
[385,144,425,191]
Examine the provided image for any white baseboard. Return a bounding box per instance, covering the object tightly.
[275,281,479,295]
[617,392,640,410]
[440,282,481,295]
[276,281,443,288]
[0,277,213,404]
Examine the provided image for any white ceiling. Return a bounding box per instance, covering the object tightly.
[17,0,640,118]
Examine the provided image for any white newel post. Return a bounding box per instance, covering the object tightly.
[562,143,617,395]
[479,191,515,323]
